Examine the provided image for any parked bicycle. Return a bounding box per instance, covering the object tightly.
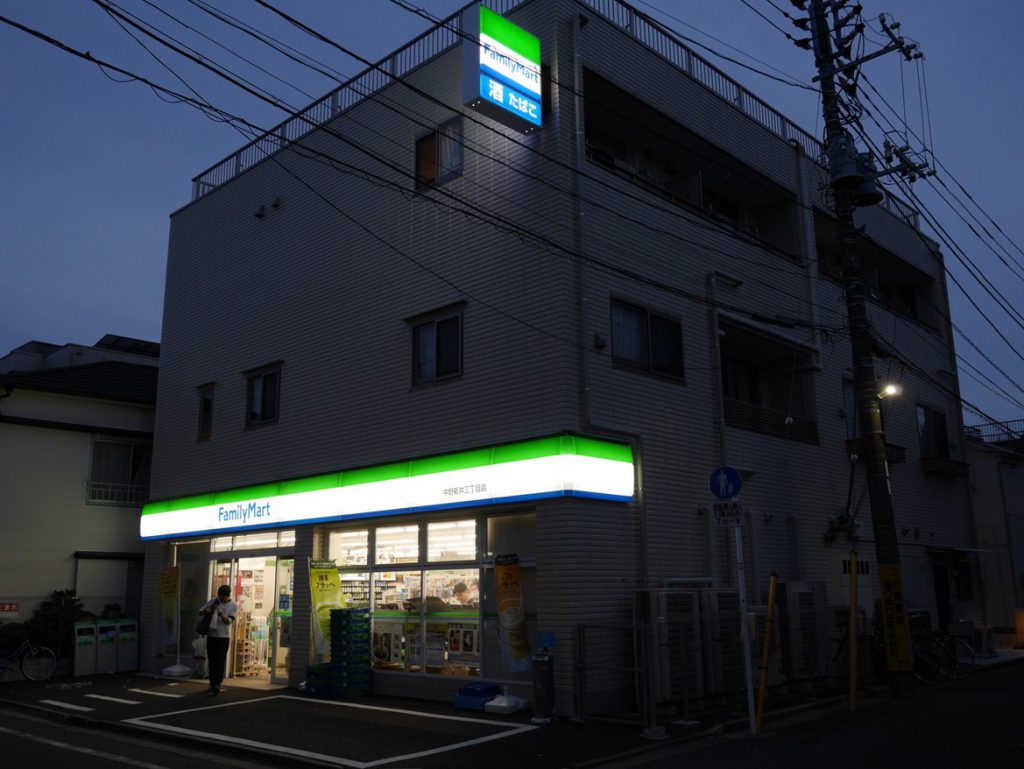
[0,639,57,681]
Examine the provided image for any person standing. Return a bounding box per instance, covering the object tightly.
[199,585,237,695]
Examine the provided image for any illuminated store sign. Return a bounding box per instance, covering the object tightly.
[462,5,542,131]
[141,435,633,539]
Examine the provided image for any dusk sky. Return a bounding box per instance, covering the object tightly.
[2,1,1022,424]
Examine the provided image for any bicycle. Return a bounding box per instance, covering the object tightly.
[0,639,58,681]
[933,632,976,679]
[910,633,953,685]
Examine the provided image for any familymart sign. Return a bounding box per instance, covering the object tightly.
[462,5,542,131]
[140,435,634,540]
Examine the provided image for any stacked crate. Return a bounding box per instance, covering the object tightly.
[329,608,372,697]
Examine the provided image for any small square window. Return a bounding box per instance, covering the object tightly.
[246,364,281,427]
[611,299,683,378]
[916,404,949,459]
[415,118,463,189]
[412,309,462,384]
[197,384,215,441]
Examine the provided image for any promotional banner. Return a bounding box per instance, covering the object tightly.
[309,559,346,658]
[159,566,179,647]
[495,553,530,672]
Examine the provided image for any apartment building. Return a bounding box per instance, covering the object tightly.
[139,0,976,716]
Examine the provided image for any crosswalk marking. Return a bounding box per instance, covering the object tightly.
[39,699,95,712]
[127,688,185,699]
[85,694,143,705]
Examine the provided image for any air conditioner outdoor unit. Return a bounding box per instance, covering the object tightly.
[635,589,703,706]
[777,581,831,682]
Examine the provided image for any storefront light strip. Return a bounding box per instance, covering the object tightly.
[141,434,634,540]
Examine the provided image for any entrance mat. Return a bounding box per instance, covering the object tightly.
[123,695,535,768]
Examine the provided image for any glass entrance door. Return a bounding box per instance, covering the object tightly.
[271,558,294,683]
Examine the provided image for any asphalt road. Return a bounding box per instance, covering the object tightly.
[598,662,1024,769]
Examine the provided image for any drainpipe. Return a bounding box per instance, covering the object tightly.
[573,12,590,431]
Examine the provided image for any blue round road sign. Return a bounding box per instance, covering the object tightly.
[709,466,742,500]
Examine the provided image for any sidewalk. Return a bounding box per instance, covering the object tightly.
[1,650,1022,769]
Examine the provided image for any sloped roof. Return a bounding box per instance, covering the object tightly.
[0,361,158,404]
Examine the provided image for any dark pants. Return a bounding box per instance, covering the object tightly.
[207,636,229,688]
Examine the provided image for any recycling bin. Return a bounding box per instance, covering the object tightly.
[530,652,554,724]
[73,620,97,676]
[116,619,138,672]
[96,621,119,673]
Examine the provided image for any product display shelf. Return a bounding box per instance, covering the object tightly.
[233,612,268,677]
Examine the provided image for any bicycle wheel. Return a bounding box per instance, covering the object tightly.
[912,637,952,685]
[21,646,57,681]
[949,637,976,679]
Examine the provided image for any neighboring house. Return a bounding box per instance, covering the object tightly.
[965,419,1024,646]
[140,0,976,716]
[0,335,158,623]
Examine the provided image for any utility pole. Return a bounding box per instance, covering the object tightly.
[794,0,924,680]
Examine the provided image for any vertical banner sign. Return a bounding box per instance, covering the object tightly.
[159,566,179,647]
[878,563,912,671]
[462,5,542,132]
[309,559,346,658]
[495,554,531,672]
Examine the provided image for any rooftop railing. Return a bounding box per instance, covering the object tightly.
[189,0,919,228]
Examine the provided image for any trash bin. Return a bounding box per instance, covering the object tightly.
[531,652,554,724]
[96,622,118,673]
[73,621,97,676]
[115,619,138,672]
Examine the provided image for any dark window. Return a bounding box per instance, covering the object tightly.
[197,384,215,441]
[413,311,462,384]
[916,404,949,459]
[611,299,683,378]
[88,440,151,505]
[246,365,281,427]
[415,118,463,189]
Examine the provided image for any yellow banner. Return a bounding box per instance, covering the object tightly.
[309,559,346,657]
[878,563,912,672]
[495,554,530,671]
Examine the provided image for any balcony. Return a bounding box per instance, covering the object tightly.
[724,397,819,445]
[919,456,969,478]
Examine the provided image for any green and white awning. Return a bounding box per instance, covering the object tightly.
[141,434,634,540]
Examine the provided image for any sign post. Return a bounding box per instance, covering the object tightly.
[710,467,756,735]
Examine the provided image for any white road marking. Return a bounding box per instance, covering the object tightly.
[123,695,536,769]
[127,688,185,699]
[85,694,143,705]
[38,699,94,712]
[0,725,171,769]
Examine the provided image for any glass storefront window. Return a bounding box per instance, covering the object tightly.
[340,572,369,608]
[487,514,535,560]
[423,569,479,611]
[372,570,421,673]
[211,537,233,552]
[427,519,476,562]
[234,531,281,550]
[328,529,369,566]
[375,525,419,564]
[210,531,296,552]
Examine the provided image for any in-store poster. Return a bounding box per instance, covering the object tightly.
[309,559,346,657]
[159,566,178,647]
[373,622,403,666]
[495,553,530,672]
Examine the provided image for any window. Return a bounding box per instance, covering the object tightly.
[197,384,215,441]
[412,309,462,384]
[916,404,949,459]
[246,364,281,427]
[610,299,683,378]
[415,118,463,189]
[87,440,151,505]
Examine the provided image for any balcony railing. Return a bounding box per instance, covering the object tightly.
[86,482,149,507]
[724,397,819,445]
[188,0,920,229]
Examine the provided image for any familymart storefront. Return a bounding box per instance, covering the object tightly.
[142,434,635,698]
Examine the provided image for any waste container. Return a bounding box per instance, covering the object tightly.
[531,652,554,724]
[96,622,118,673]
[73,621,97,676]
[115,619,138,672]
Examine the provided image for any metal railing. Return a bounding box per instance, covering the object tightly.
[188,0,920,228]
[964,419,1024,445]
[86,482,149,506]
[724,397,820,445]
